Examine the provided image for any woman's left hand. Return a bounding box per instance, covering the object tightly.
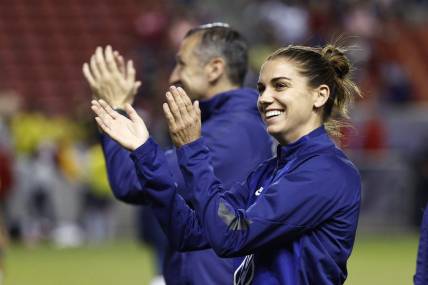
[163,86,201,147]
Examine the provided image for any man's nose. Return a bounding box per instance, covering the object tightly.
[169,66,179,85]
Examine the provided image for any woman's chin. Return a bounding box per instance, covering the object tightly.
[266,126,282,138]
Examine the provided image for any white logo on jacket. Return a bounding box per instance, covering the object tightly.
[255,187,264,196]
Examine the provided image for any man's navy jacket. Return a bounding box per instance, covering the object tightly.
[100,88,273,284]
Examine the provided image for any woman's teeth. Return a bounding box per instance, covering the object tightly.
[265,110,284,118]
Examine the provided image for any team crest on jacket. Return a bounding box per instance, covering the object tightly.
[234,254,254,285]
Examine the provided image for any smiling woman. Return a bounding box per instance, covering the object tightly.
[91,43,362,285]
[257,45,360,144]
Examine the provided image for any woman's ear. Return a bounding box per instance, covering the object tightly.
[313,84,330,108]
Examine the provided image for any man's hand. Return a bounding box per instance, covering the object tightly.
[163,86,201,147]
[91,99,149,151]
[83,46,141,109]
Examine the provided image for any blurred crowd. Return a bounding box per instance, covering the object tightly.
[0,90,116,247]
[0,0,428,260]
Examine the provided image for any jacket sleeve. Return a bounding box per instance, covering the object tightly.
[100,134,147,204]
[415,204,428,285]
[100,133,187,204]
[177,138,359,257]
[130,137,251,251]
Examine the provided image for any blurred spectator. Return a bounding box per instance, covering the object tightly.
[0,90,21,283]
[361,117,387,152]
[5,110,85,247]
[81,142,115,243]
[0,139,13,223]
[380,61,413,103]
[0,148,9,282]
[0,217,5,284]
[259,1,309,44]
[344,1,380,38]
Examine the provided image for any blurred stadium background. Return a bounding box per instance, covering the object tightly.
[0,0,427,284]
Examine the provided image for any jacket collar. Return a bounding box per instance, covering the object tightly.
[199,88,259,121]
[276,126,334,165]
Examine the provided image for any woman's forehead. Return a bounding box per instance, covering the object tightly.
[259,58,300,82]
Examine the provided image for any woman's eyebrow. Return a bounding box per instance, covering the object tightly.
[271,77,291,83]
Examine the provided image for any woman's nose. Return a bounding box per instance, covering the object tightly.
[258,90,273,104]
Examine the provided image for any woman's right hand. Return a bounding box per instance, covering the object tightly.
[91,99,149,151]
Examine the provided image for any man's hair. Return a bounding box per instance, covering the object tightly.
[185,23,248,86]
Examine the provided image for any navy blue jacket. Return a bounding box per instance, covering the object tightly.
[130,126,361,284]
[100,88,273,284]
[415,203,428,285]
